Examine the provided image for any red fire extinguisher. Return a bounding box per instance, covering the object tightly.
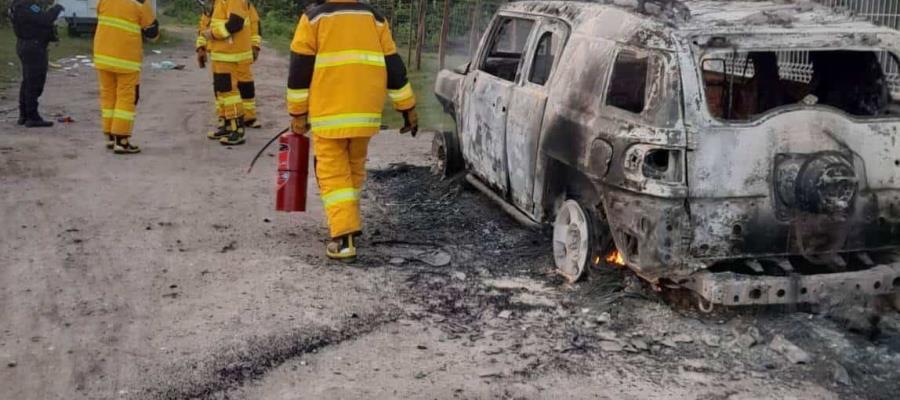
[248,128,310,212]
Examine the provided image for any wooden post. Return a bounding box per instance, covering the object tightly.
[406,0,416,63]
[389,0,397,30]
[438,0,451,70]
[468,0,481,58]
[415,0,428,70]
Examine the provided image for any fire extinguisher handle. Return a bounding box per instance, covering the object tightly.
[247,127,291,174]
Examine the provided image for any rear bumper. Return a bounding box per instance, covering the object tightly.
[685,263,900,306]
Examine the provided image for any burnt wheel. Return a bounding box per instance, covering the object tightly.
[553,199,596,283]
[431,130,463,179]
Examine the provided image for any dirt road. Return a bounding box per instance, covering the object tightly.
[1,44,899,400]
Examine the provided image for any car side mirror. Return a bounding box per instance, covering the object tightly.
[453,62,471,75]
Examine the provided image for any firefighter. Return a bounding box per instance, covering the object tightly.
[286,0,418,260]
[8,0,64,128]
[238,2,262,129]
[202,0,254,146]
[195,7,224,137]
[93,0,159,154]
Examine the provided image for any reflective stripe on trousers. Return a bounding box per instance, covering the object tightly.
[97,70,140,136]
[313,135,371,238]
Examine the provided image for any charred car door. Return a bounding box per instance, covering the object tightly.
[506,19,569,215]
[460,15,536,194]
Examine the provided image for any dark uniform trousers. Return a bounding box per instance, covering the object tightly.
[9,0,62,122]
[17,38,50,121]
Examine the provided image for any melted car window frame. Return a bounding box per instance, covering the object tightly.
[697,48,900,123]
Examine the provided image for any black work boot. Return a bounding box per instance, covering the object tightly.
[112,136,141,154]
[105,134,115,150]
[245,118,262,129]
[17,110,25,126]
[219,118,246,146]
[207,117,228,140]
[24,113,53,128]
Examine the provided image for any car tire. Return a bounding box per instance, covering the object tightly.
[431,129,463,179]
[553,199,597,282]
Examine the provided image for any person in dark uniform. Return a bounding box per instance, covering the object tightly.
[8,0,63,127]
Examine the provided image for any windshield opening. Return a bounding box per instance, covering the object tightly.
[700,50,900,120]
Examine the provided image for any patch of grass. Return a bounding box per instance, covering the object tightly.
[0,27,17,90]
[381,49,467,132]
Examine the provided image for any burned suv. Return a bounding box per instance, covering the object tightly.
[434,0,900,309]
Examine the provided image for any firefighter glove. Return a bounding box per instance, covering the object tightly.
[400,108,418,137]
[202,29,214,40]
[252,46,260,62]
[291,115,309,135]
[196,48,207,69]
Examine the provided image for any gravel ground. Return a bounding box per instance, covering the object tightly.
[1,43,898,400]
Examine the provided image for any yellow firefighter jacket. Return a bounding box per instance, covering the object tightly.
[199,4,259,51]
[196,12,211,50]
[286,0,416,139]
[249,4,261,49]
[195,4,255,51]
[93,0,159,73]
[208,0,253,64]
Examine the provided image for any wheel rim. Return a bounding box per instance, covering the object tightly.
[431,132,448,176]
[553,200,590,282]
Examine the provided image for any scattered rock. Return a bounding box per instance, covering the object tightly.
[415,249,452,267]
[597,330,618,342]
[660,339,678,348]
[6,361,16,368]
[734,326,762,348]
[483,348,503,355]
[451,272,467,281]
[699,332,721,347]
[414,371,428,379]
[596,312,611,324]
[389,257,406,265]
[599,341,624,352]
[631,338,650,351]
[498,310,513,319]
[833,362,852,386]
[416,345,428,350]
[769,334,811,364]
[671,334,693,344]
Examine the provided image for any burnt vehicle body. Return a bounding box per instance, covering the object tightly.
[433,0,900,308]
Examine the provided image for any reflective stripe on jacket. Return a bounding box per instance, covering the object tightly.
[249,4,261,49]
[196,13,210,50]
[208,0,253,64]
[93,0,158,73]
[286,0,416,139]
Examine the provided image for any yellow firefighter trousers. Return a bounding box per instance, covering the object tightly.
[235,63,256,122]
[212,61,243,120]
[97,70,139,137]
[313,135,370,238]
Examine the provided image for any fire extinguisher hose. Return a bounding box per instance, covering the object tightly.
[247,127,291,174]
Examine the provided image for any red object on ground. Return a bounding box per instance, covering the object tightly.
[275,132,309,212]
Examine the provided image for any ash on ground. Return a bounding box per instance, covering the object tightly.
[357,164,900,400]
